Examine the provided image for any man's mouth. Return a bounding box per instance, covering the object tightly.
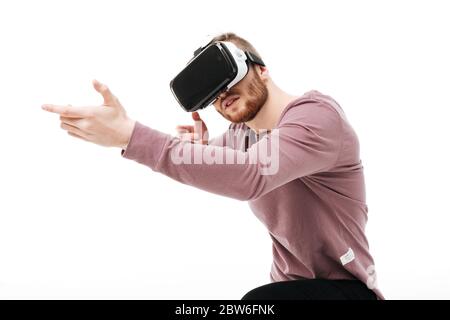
[222,95,240,110]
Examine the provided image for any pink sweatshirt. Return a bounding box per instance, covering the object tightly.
[121,90,383,299]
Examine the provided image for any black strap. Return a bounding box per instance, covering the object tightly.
[245,51,265,67]
[193,40,265,67]
[193,39,215,57]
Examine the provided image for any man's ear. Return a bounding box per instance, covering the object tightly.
[256,65,270,82]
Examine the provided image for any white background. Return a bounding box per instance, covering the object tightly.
[0,0,449,299]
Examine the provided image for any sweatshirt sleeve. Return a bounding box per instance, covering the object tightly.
[121,101,343,201]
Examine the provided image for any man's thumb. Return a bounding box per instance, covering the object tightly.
[93,79,116,106]
[191,111,202,122]
[191,111,208,143]
[192,111,207,130]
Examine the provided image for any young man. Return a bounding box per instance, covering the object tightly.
[42,32,383,300]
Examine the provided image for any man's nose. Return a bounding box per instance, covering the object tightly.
[218,90,228,99]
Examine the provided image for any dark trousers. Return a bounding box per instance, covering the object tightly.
[241,279,377,300]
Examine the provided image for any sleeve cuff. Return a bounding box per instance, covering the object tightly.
[120,121,170,171]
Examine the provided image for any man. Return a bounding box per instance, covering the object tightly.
[42,32,383,300]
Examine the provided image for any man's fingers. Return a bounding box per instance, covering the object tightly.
[178,132,199,141]
[60,116,93,132]
[60,122,91,140]
[176,125,194,133]
[93,79,116,105]
[67,131,89,142]
[60,116,83,123]
[42,104,93,118]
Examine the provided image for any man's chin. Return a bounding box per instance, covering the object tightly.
[217,100,262,123]
[223,107,247,123]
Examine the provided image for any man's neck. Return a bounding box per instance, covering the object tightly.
[245,84,300,133]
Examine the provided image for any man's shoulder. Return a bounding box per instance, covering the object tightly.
[290,89,343,110]
[281,90,347,124]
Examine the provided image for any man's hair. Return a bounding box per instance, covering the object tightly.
[211,32,264,68]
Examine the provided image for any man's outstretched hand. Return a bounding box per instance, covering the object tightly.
[42,80,136,149]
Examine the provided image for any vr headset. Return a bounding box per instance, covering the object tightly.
[170,39,265,112]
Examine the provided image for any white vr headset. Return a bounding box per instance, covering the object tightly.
[170,39,265,112]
